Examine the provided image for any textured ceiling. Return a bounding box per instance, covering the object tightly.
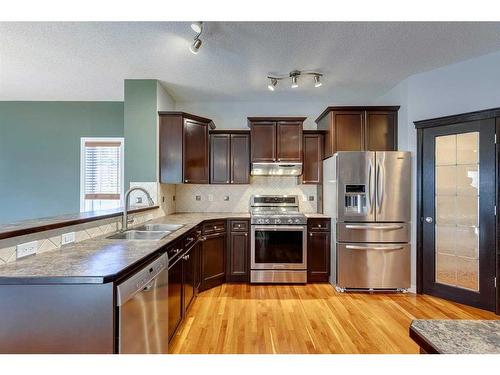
[1,22,500,102]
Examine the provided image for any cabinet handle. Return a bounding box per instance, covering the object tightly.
[309,233,313,236]
[231,180,234,183]
[226,180,229,183]
[244,233,248,237]
[187,237,194,241]
[184,179,188,183]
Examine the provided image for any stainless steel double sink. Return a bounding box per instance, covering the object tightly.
[107,223,184,240]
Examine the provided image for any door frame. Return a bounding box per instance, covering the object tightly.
[414,107,500,314]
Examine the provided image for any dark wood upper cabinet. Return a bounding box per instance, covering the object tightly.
[300,131,324,184]
[249,121,276,162]
[248,117,306,163]
[210,134,231,184]
[159,112,215,184]
[230,133,250,184]
[276,121,303,162]
[316,106,399,158]
[210,131,250,184]
[365,111,397,151]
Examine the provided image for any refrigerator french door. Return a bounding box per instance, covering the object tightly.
[325,151,411,290]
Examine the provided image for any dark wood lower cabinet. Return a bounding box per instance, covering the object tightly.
[227,222,249,282]
[182,246,195,313]
[307,219,331,283]
[168,254,183,342]
[200,232,226,291]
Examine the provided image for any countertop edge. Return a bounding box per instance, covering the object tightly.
[0,206,160,241]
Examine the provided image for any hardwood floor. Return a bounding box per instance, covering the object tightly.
[169,283,499,354]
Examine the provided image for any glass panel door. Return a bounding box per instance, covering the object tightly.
[421,119,496,311]
[435,132,479,291]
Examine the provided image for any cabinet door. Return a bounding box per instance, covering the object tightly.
[276,121,303,162]
[210,134,230,184]
[307,231,330,282]
[200,233,226,291]
[301,134,323,184]
[168,257,183,341]
[230,134,250,184]
[332,111,364,152]
[183,119,209,184]
[228,231,249,282]
[250,122,276,162]
[182,247,195,313]
[194,240,202,292]
[365,111,397,151]
[159,115,183,184]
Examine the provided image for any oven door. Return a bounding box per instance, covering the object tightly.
[251,225,307,270]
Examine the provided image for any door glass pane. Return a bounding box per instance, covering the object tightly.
[435,132,479,291]
[254,230,303,263]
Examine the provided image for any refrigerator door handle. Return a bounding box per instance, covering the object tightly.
[345,245,405,251]
[368,159,374,214]
[345,225,404,230]
[376,161,385,214]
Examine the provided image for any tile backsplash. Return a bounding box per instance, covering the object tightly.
[174,176,318,213]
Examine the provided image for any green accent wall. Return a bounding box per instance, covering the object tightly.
[0,102,124,223]
[124,80,158,189]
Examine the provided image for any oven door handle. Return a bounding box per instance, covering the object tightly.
[252,225,306,231]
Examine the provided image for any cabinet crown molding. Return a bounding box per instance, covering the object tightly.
[315,106,400,124]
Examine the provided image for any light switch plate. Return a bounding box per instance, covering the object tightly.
[195,195,201,201]
[61,232,75,245]
[17,241,38,259]
[308,196,315,201]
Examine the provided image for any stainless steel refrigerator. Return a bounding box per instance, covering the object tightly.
[323,151,411,291]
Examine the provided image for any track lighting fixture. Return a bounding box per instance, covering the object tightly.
[268,78,278,91]
[189,21,203,54]
[314,75,322,87]
[266,70,323,91]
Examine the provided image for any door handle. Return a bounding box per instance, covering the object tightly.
[346,245,404,251]
[368,159,374,214]
[345,225,404,230]
[425,217,433,223]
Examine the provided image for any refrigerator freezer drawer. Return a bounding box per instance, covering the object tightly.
[336,242,410,289]
[337,222,410,243]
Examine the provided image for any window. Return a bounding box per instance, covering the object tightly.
[80,137,124,212]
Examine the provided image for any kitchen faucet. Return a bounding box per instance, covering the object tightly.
[122,187,155,231]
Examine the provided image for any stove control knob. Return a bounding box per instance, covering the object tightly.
[294,218,300,224]
[265,219,270,224]
[288,219,293,224]
[275,218,281,224]
[257,219,264,224]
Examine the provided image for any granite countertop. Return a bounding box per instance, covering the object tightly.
[0,212,249,285]
[410,319,500,354]
[304,213,331,218]
[0,206,159,240]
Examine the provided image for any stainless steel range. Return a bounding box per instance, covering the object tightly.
[250,195,307,283]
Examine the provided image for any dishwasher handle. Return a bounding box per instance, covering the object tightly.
[116,254,167,306]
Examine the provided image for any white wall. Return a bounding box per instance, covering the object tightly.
[374,49,500,291]
[175,100,367,130]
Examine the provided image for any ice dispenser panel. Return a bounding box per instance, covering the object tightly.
[344,184,367,215]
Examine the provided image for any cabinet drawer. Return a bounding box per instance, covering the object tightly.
[308,218,331,231]
[184,230,198,250]
[230,220,248,232]
[202,220,226,235]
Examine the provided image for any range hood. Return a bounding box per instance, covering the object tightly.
[251,162,303,176]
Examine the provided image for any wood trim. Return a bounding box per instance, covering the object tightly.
[414,107,500,129]
[84,141,121,148]
[0,206,159,241]
[158,111,215,129]
[247,116,306,126]
[302,130,327,134]
[497,118,500,315]
[416,128,424,294]
[315,106,400,124]
[209,129,250,135]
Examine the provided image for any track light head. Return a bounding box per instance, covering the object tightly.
[268,78,277,91]
[314,75,322,88]
[190,38,202,54]
[291,76,298,88]
[191,22,203,34]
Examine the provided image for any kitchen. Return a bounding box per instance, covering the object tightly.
[1,11,500,368]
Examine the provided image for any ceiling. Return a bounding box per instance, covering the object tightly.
[1,22,500,102]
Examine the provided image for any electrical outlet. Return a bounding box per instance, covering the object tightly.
[61,232,75,245]
[208,194,214,202]
[195,195,201,201]
[308,196,315,201]
[17,241,38,259]
[224,196,230,201]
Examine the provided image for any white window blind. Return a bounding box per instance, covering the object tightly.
[83,140,122,201]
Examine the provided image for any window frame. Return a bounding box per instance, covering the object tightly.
[80,137,125,212]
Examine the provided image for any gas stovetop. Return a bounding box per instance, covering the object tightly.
[249,195,307,225]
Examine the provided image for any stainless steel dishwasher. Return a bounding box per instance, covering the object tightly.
[116,254,168,354]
